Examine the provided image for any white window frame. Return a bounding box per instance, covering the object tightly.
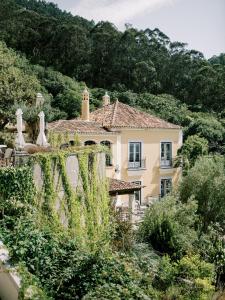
[160,176,172,198]
[160,140,172,168]
[128,140,143,169]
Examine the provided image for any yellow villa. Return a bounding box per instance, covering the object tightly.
[48,88,182,211]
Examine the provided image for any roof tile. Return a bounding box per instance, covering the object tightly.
[109,178,142,193]
[48,100,180,133]
[90,101,180,129]
[47,119,109,134]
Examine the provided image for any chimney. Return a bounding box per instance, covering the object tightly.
[103,92,110,106]
[81,88,89,121]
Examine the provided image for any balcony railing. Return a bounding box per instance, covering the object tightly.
[128,158,146,170]
[160,159,173,168]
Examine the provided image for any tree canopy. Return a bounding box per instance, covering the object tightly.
[0,0,224,113]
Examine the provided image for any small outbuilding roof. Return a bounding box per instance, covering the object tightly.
[109,178,144,195]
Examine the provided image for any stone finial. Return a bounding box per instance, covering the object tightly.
[103,92,110,106]
[81,88,90,121]
[36,111,49,147]
[15,108,25,149]
[16,108,23,116]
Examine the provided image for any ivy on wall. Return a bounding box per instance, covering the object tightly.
[33,146,110,251]
[0,165,36,216]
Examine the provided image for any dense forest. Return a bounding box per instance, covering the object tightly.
[1,0,225,299]
[1,0,225,111]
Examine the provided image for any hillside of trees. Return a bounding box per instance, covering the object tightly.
[1,0,225,112]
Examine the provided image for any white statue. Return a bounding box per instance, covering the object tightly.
[36,111,49,147]
[15,108,25,149]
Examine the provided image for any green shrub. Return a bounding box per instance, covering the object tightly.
[153,254,215,300]
[138,195,198,258]
[179,155,225,231]
[83,282,154,300]
[111,211,134,252]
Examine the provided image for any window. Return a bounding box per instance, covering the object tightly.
[132,181,142,204]
[100,141,112,166]
[69,140,75,146]
[129,142,141,168]
[84,140,96,146]
[161,142,172,167]
[160,178,172,198]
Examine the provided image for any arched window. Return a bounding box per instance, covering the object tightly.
[84,140,96,146]
[69,140,75,147]
[100,141,112,166]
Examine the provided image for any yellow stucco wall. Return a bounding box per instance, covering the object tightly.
[119,129,182,203]
[76,127,182,204]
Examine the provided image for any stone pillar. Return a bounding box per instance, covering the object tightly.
[129,193,135,223]
[81,88,89,121]
[15,108,25,149]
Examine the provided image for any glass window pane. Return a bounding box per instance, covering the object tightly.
[129,143,134,162]
[166,143,171,160]
[135,151,140,162]
[129,142,141,163]
[161,142,172,161]
[84,140,96,146]
[161,143,165,159]
[130,143,134,153]
[161,180,164,197]
[135,143,141,162]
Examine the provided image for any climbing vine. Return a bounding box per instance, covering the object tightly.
[0,165,36,216]
[33,146,111,251]
[57,152,85,243]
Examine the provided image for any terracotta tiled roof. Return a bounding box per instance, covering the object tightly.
[47,119,110,134]
[90,100,180,129]
[109,178,142,194]
[48,100,180,133]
